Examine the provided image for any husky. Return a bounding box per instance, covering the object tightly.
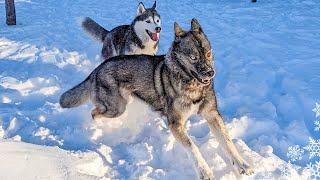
[81,1,161,60]
[60,19,254,179]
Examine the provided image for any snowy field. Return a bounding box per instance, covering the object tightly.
[0,0,319,179]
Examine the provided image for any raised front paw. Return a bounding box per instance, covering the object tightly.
[232,158,254,175]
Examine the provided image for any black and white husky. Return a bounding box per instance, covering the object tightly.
[82,1,161,60]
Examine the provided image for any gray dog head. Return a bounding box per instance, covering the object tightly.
[168,19,215,85]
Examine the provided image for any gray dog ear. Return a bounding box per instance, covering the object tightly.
[137,2,146,16]
[191,18,202,32]
[152,1,157,11]
[174,22,185,38]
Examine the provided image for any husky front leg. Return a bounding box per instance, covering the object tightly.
[168,111,213,180]
[199,94,254,175]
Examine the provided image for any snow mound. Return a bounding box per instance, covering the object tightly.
[0,100,311,179]
[0,139,115,179]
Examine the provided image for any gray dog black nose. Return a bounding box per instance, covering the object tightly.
[206,69,215,78]
[155,27,161,33]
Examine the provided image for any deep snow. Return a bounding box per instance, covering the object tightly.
[0,0,319,179]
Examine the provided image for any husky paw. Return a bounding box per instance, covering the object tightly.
[198,166,214,180]
[232,158,254,175]
[91,109,98,119]
[91,108,105,119]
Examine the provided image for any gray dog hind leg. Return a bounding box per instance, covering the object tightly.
[91,78,127,119]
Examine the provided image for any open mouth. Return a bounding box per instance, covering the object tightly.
[145,29,158,41]
[191,71,212,85]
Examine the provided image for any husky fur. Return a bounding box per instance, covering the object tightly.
[61,19,254,179]
[81,1,161,60]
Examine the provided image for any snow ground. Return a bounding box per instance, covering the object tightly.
[0,0,319,179]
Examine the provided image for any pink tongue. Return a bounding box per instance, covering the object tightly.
[151,32,158,41]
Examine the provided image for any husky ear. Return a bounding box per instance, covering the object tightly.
[152,1,157,11]
[137,2,146,16]
[174,22,185,38]
[191,18,203,32]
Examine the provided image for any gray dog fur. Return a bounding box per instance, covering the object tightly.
[60,19,254,179]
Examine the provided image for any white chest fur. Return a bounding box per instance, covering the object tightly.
[129,40,158,56]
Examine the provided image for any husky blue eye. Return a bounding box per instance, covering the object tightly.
[146,20,151,23]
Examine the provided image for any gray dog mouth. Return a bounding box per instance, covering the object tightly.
[191,71,212,85]
[145,29,158,41]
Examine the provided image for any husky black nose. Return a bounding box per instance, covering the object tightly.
[206,69,215,78]
[155,27,161,33]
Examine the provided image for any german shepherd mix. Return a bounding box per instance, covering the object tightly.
[60,19,254,179]
[81,1,161,60]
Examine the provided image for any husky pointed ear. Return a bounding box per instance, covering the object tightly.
[191,18,202,32]
[174,22,185,38]
[152,1,157,11]
[137,2,146,16]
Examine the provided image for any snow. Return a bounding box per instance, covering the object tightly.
[0,0,319,179]
[0,139,115,179]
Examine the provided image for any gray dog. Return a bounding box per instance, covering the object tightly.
[60,19,254,179]
[82,1,161,60]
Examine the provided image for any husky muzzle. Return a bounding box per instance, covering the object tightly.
[191,66,215,85]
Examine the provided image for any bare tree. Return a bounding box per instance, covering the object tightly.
[5,0,16,25]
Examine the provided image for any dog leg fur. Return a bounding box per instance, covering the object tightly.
[200,100,254,175]
[91,83,127,119]
[168,115,213,180]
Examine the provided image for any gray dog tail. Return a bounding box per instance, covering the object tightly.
[59,76,92,108]
[81,17,109,43]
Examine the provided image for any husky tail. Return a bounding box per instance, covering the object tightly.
[81,17,109,43]
[60,74,93,108]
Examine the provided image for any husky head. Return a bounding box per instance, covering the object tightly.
[133,1,161,42]
[167,19,215,86]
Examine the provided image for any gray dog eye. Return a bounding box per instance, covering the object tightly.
[146,20,151,23]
